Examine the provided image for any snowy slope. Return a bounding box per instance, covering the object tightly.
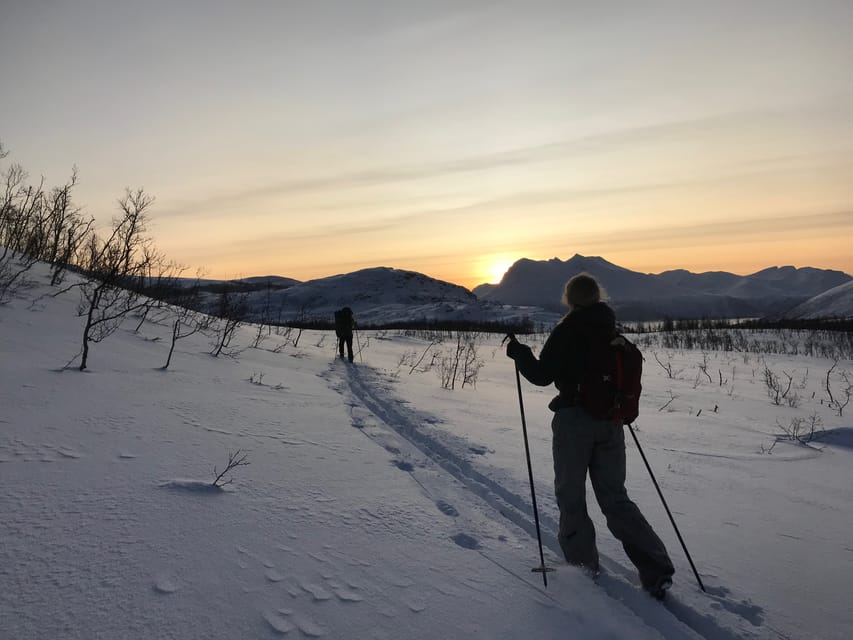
[210,266,558,328]
[784,280,853,319]
[3,264,852,640]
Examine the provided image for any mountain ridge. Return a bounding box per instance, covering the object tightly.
[473,255,852,320]
[194,256,852,323]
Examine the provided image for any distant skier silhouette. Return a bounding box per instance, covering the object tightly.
[333,307,355,362]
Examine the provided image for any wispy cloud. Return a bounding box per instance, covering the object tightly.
[532,210,853,256]
[156,98,853,226]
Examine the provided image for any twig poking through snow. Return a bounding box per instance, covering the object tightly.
[212,449,250,487]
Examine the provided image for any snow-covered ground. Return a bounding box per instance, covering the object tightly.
[2,267,851,640]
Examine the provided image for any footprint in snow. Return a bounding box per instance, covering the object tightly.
[300,582,333,601]
[265,569,286,582]
[263,611,295,635]
[436,500,459,517]
[451,533,480,550]
[153,574,180,594]
[334,587,364,603]
[292,614,327,637]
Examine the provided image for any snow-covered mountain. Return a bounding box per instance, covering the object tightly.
[206,267,555,328]
[193,256,852,325]
[474,255,852,320]
[784,280,853,319]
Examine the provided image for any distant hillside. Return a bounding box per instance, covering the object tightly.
[187,256,852,326]
[783,281,853,319]
[194,275,301,293]
[474,254,852,321]
[200,267,555,329]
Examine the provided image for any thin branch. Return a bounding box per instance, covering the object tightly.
[212,449,250,487]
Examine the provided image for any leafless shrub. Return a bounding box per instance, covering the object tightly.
[652,351,679,379]
[409,339,440,374]
[249,282,278,349]
[658,390,677,412]
[437,332,483,390]
[759,439,778,455]
[212,450,250,487]
[132,259,188,332]
[156,277,211,369]
[210,289,248,357]
[691,370,702,389]
[635,326,852,360]
[774,412,823,446]
[698,352,713,384]
[763,364,794,406]
[825,361,852,417]
[270,325,294,353]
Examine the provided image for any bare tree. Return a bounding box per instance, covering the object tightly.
[250,281,275,349]
[0,157,47,301]
[131,258,187,332]
[210,289,248,357]
[40,168,96,286]
[162,277,211,369]
[74,189,157,370]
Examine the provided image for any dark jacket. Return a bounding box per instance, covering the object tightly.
[334,307,354,337]
[511,302,616,410]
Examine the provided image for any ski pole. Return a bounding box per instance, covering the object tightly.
[354,326,363,363]
[627,423,706,593]
[504,334,553,586]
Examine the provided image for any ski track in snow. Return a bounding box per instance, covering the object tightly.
[336,361,782,640]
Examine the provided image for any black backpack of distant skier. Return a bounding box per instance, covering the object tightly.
[578,333,643,424]
[334,307,352,335]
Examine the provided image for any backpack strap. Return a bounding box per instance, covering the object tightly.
[612,336,626,422]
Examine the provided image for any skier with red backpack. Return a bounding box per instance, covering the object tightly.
[505,273,675,600]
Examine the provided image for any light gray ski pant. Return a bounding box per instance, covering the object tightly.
[551,407,674,589]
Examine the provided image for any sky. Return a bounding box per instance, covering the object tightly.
[1,0,852,288]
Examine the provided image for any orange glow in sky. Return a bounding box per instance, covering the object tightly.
[2,1,852,288]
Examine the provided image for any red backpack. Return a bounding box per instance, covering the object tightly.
[578,333,643,424]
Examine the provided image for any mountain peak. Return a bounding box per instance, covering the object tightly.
[477,255,852,319]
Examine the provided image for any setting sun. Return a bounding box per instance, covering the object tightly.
[477,255,517,285]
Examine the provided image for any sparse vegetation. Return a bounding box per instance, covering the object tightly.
[774,412,824,447]
[212,450,250,488]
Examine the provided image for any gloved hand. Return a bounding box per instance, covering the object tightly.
[505,336,528,361]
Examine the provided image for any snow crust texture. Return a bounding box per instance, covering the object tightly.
[2,265,851,640]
